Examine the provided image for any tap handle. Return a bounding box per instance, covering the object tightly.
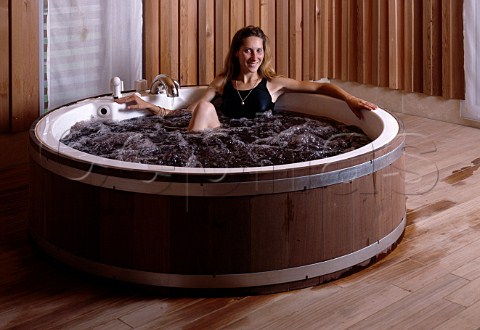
[110,77,122,99]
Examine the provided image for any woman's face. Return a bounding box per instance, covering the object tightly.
[236,36,264,74]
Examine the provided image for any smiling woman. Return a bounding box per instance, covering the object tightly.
[118,26,377,132]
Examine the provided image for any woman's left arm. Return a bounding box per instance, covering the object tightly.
[270,77,377,119]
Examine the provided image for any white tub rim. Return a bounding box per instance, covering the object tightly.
[33,87,400,176]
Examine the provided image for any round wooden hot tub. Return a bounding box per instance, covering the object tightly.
[29,87,405,294]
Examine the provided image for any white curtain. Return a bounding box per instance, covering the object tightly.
[462,0,480,121]
[46,0,142,110]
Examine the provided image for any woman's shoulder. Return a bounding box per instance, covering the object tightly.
[208,75,222,86]
[208,75,229,94]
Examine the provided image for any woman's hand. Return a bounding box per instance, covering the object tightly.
[345,96,377,120]
[115,93,168,116]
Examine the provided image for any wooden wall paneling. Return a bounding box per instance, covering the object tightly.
[413,1,424,93]
[144,0,160,85]
[340,0,357,81]
[245,0,260,27]
[371,0,380,86]
[230,0,245,38]
[358,0,373,85]
[388,0,404,90]
[160,1,180,81]
[404,0,414,93]
[179,0,198,85]
[215,0,230,75]
[0,0,9,132]
[403,0,423,93]
[289,0,303,80]
[303,0,316,81]
[316,0,328,78]
[260,0,276,67]
[442,0,465,99]
[10,0,39,132]
[198,0,215,85]
[423,0,442,96]
[346,0,357,82]
[276,0,289,77]
[332,0,342,79]
[340,0,348,81]
[371,0,389,87]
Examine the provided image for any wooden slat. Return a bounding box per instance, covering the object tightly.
[388,0,404,90]
[289,0,302,80]
[403,0,423,93]
[159,0,179,80]
[316,0,329,78]
[346,0,357,82]
[332,0,342,79]
[371,0,389,87]
[340,0,348,81]
[275,0,289,77]
[245,0,260,26]
[302,0,316,81]
[0,0,9,132]
[423,0,442,96]
[358,0,373,85]
[179,0,198,85]
[340,0,358,81]
[230,0,245,38]
[144,0,160,85]
[10,0,39,132]
[198,0,215,85]
[215,0,230,75]
[442,0,465,99]
[260,0,276,67]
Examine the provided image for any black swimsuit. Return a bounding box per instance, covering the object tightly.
[221,78,275,119]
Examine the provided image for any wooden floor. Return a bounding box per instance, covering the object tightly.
[3,113,480,329]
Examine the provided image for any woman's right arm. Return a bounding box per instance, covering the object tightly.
[115,93,168,116]
[116,76,223,116]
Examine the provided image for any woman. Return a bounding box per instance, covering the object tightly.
[116,26,377,131]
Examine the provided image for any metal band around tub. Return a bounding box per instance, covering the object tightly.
[30,140,404,197]
[29,213,406,289]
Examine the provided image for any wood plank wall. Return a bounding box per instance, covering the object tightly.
[0,0,10,132]
[0,0,466,133]
[144,0,465,98]
[0,0,39,133]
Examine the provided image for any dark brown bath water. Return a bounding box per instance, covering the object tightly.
[60,110,371,168]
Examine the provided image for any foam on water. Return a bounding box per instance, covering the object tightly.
[60,110,371,168]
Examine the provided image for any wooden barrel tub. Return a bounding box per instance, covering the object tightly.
[29,87,406,294]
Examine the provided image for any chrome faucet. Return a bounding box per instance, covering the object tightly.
[149,74,180,97]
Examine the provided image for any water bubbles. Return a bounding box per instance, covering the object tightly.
[60,110,371,168]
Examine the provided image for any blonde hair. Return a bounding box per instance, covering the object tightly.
[219,26,277,84]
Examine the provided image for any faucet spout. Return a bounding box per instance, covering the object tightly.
[149,74,180,97]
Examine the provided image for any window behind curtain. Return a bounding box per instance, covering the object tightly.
[462,0,480,121]
[43,0,142,112]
